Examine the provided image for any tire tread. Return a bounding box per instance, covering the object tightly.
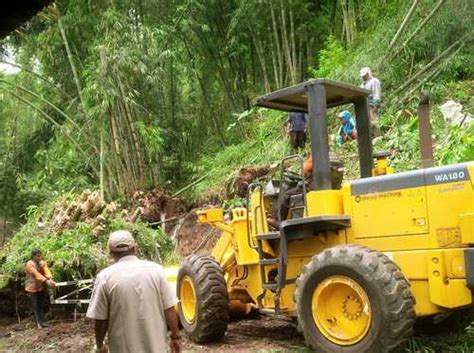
[178,254,229,343]
[295,245,415,353]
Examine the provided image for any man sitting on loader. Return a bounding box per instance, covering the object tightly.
[274,154,343,224]
[279,155,313,221]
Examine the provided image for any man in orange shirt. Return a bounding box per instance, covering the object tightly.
[279,154,343,221]
[278,154,313,221]
[25,249,56,328]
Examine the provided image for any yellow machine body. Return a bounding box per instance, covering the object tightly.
[199,161,474,317]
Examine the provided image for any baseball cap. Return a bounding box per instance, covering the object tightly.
[108,230,136,252]
[360,67,370,77]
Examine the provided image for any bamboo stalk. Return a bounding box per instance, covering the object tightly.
[110,111,121,156]
[116,102,139,189]
[402,67,443,104]
[0,79,84,135]
[114,103,134,190]
[117,77,145,186]
[0,60,73,99]
[402,43,465,103]
[107,146,126,198]
[102,155,118,199]
[349,0,357,42]
[387,0,421,52]
[269,26,280,88]
[53,4,88,118]
[4,90,96,173]
[172,172,210,198]
[392,38,465,95]
[289,3,297,81]
[297,34,303,81]
[390,0,446,61]
[379,0,421,69]
[253,36,271,92]
[100,134,104,200]
[280,0,295,84]
[148,215,184,226]
[270,1,283,87]
[340,0,350,44]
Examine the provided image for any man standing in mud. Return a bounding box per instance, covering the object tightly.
[25,249,56,328]
[86,230,182,353]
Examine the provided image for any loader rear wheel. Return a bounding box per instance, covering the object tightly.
[177,254,229,343]
[295,245,415,353]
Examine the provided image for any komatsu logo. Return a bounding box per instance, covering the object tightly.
[433,171,466,183]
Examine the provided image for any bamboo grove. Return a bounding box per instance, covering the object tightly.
[0,0,472,224]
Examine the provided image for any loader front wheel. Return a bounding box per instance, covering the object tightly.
[177,254,229,343]
[295,245,415,353]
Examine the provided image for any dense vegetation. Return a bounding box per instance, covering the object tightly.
[1,0,472,222]
[1,0,473,282]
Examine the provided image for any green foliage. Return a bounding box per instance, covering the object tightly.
[0,0,473,293]
[0,0,472,223]
[0,222,99,286]
[190,109,290,201]
[378,116,422,172]
[309,36,347,78]
[106,219,175,265]
[223,197,246,210]
[436,123,474,164]
[0,197,175,288]
[409,328,474,353]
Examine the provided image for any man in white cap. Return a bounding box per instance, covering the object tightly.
[360,67,382,135]
[86,230,181,353]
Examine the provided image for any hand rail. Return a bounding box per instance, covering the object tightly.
[278,154,308,222]
[246,183,262,249]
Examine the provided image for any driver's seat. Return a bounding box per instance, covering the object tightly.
[289,194,305,219]
[286,158,344,220]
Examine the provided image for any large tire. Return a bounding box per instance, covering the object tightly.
[415,307,474,335]
[177,254,229,343]
[295,245,415,353]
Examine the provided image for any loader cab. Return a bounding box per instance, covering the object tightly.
[255,79,375,189]
[255,79,381,224]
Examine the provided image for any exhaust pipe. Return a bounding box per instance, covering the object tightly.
[418,94,434,168]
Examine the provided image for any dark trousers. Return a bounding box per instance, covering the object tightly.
[28,291,49,325]
[290,131,306,149]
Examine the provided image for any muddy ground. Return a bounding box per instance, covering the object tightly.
[0,315,309,353]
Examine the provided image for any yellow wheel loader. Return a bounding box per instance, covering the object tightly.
[176,80,474,352]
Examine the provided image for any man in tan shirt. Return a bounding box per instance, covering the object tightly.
[87,230,181,353]
[25,249,56,328]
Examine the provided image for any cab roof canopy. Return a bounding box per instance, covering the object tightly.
[255,79,370,112]
[255,79,374,188]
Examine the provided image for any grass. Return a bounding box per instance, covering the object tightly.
[253,330,474,353]
[189,108,290,202]
[409,331,474,353]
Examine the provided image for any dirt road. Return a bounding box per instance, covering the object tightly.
[0,315,309,353]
